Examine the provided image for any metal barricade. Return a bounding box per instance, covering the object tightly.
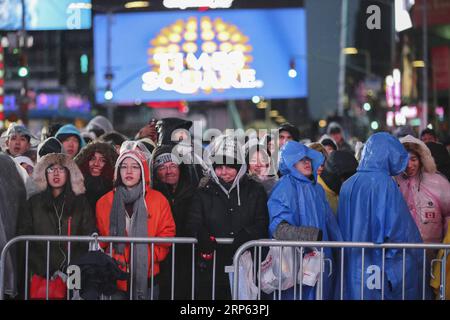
[231,240,450,300]
[0,235,236,300]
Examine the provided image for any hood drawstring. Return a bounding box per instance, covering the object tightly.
[237,181,241,206]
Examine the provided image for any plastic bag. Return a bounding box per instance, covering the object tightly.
[30,272,67,300]
[227,251,258,300]
[259,247,296,294]
[299,249,322,287]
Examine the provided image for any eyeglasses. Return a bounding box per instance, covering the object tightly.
[119,165,141,172]
[46,166,66,174]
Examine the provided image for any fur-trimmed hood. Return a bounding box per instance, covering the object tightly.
[400,135,437,174]
[33,153,86,195]
[74,141,118,180]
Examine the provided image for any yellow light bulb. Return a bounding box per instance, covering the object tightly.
[202,41,217,53]
[167,44,180,53]
[184,31,197,41]
[217,32,230,42]
[201,30,215,41]
[219,42,233,52]
[183,42,198,53]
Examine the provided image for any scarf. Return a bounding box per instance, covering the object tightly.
[109,182,149,300]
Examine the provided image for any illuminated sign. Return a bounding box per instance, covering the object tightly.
[94,8,307,103]
[142,51,261,93]
[3,93,91,115]
[163,0,233,9]
[0,0,91,31]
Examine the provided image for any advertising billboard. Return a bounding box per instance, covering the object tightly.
[94,8,307,103]
[0,0,91,30]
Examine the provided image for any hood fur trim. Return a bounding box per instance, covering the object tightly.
[400,135,437,174]
[33,153,86,195]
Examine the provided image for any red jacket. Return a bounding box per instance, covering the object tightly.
[95,150,176,291]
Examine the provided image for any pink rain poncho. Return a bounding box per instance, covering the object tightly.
[396,135,450,243]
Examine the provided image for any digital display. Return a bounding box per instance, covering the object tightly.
[0,0,91,31]
[94,8,307,103]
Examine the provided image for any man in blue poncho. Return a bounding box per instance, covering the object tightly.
[337,132,425,300]
[268,141,342,300]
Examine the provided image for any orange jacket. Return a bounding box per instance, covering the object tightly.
[95,150,176,292]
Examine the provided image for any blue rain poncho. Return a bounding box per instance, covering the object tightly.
[268,141,342,300]
[337,132,426,300]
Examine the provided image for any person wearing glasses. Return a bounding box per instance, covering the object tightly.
[95,149,176,300]
[17,153,96,299]
[151,144,197,300]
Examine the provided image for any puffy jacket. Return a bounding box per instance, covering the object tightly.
[17,153,96,295]
[268,141,342,300]
[396,135,450,244]
[185,175,269,299]
[337,132,425,300]
[397,173,450,243]
[185,134,269,299]
[95,150,175,292]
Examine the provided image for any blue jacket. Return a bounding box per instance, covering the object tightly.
[268,141,342,299]
[55,124,86,148]
[337,132,425,300]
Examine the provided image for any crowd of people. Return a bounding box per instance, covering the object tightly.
[0,115,450,300]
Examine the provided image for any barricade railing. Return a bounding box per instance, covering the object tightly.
[231,240,450,300]
[0,235,234,300]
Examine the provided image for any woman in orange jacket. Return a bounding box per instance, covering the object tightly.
[96,149,175,300]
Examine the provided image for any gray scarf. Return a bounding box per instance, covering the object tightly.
[110,183,149,300]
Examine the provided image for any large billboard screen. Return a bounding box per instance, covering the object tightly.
[94,8,307,103]
[0,0,91,30]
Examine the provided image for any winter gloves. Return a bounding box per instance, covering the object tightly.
[274,221,323,242]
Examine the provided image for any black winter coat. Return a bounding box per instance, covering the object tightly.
[155,171,196,299]
[17,190,96,280]
[185,175,269,299]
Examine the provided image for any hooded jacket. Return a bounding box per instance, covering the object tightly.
[0,154,27,297]
[319,151,358,214]
[95,150,176,292]
[37,137,64,161]
[55,124,86,150]
[337,132,425,300]
[396,135,450,244]
[156,118,192,146]
[326,122,353,152]
[426,141,450,182]
[267,141,342,300]
[74,142,118,212]
[17,153,96,289]
[86,115,114,138]
[151,144,196,299]
[185,135,269,299]
[0,123,40,154]
[278,123,300,142]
